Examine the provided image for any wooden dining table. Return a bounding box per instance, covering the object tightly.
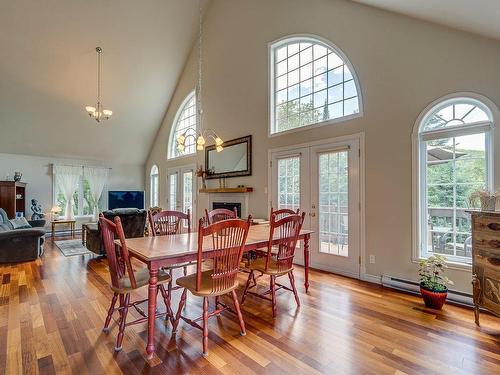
[116,224,313,359]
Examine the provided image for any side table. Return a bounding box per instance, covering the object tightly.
[51,219,76,241]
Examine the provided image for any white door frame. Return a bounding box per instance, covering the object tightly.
[166,164,197,223]
[267,132,366,279]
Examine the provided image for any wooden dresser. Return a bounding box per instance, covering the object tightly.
[469,210,500,325]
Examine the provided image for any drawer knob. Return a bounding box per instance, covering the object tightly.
[487,222,500,231]
[488,239,500,248]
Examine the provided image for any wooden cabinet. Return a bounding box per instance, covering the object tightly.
[469,210,500,325]
[0,181,27,219]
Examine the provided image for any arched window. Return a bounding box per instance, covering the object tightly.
[150,165,159,207]
[269,35,362,134]
[413,94,496,264]
[168,91,197,159]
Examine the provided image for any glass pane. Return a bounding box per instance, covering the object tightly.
[422,101,491,132]
[277,157,300,211]
[172,93,197,157]
[183,171,193,221]
[424,132,487,261]
[272,40,360,134]
[318,150,348,257]
[169,173,177,211]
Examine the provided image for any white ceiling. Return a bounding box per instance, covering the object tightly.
[352,0,500,41]
[0,0,206,165]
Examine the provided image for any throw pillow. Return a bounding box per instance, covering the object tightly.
[9,217,32,229]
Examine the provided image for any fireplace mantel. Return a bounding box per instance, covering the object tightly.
[199,187,253,194]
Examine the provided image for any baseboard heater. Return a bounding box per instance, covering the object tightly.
[381,275,473,307]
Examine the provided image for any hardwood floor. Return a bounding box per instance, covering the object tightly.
[1,235,499,374]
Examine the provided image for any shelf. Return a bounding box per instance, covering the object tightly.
[199,187,253,194]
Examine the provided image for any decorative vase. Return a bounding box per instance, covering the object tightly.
[13,172,22,182]
[420,283,448,310]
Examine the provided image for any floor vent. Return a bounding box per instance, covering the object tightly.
[381,275,473,307]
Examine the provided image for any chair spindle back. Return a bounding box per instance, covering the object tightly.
[205,207,238,224]
[148,209,191,236]
[270,207,300,221]
[100,215,137,289]
[266,212,305,273]
[196,217,251,293]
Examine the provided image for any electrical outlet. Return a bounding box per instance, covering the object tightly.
[369,255,375,264]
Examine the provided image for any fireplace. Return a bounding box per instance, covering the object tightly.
[212,202,242,217]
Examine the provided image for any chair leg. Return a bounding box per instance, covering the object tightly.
[183,265,188,276]
[288,271,300,307]
[231,290,246,336]
[172,288,187,333]
[202,297,209,357]
[270,275,277,318]
[241,270,254,305]
[103,292,118,333]
[159,285,174,325]
[215,296,220,316]
[115,293,130,352]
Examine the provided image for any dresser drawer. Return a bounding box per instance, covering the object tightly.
[473,230,500,251]
[473,215,500,233]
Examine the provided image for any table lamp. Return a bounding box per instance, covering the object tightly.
[51,206,62,220]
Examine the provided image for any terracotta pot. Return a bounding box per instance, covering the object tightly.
[420,284,448,310]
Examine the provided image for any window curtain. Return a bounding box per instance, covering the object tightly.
[53,165,81,220]
[84,167,109,221]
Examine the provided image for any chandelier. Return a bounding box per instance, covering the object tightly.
[177,1,223,153]
[85,47,113,122]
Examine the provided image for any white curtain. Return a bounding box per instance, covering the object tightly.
[54,165,81,220]
[85,167,109,221]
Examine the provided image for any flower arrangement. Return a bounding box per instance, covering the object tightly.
[469,189,499,211]
[419,254,454,292]
[196,166,214,189]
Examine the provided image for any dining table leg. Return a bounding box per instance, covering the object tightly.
[303,233,310,293]
[146,266,159,359]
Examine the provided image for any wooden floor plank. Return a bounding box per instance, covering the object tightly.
[0,235,498,374]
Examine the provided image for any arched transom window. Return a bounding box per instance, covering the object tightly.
[415,96,495,264]
[270,36,361,134]
[150,165,159,207]
[169,91,197,159]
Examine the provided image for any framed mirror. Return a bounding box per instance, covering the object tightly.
[205,135,252,179]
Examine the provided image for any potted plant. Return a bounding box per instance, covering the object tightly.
[419,254,454,309]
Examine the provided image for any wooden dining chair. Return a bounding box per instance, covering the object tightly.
[241,212,305,317]
[100,215,174,351]
[270,207,300,221]
[205,207,238,224]
[173,217,251,357]
[148,209,191,296]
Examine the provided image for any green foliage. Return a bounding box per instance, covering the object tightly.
[419,254,454,292]
[276,100,322,131]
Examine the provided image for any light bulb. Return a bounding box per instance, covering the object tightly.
[216,145,223,152]
[177,143,185,152]
[85,106,96,114]
[177,134,186,144]
[215,137,223,146]
[102,109,113,117]
[197,144,204,151]
[197,135,206,145]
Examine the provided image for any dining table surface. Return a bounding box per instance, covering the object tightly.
[115,223,313,359]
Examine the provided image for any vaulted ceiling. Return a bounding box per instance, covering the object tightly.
[0,0,207,165]
[352,0,500,41]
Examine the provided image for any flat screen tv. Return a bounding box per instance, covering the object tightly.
[108,191,145,210]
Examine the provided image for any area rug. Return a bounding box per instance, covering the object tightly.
[54,239,93,257]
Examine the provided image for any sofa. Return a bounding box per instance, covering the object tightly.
[83,208,147,255]
[0,208,46,263]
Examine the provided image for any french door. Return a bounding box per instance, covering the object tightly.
[166,165,197,222]
[270,138,361,278]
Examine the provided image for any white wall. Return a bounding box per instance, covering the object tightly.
[146,0,500,293]
[0,152,144,228]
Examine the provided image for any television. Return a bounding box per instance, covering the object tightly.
[108,191,145,210]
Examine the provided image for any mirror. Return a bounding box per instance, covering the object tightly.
[205,135,252,179]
